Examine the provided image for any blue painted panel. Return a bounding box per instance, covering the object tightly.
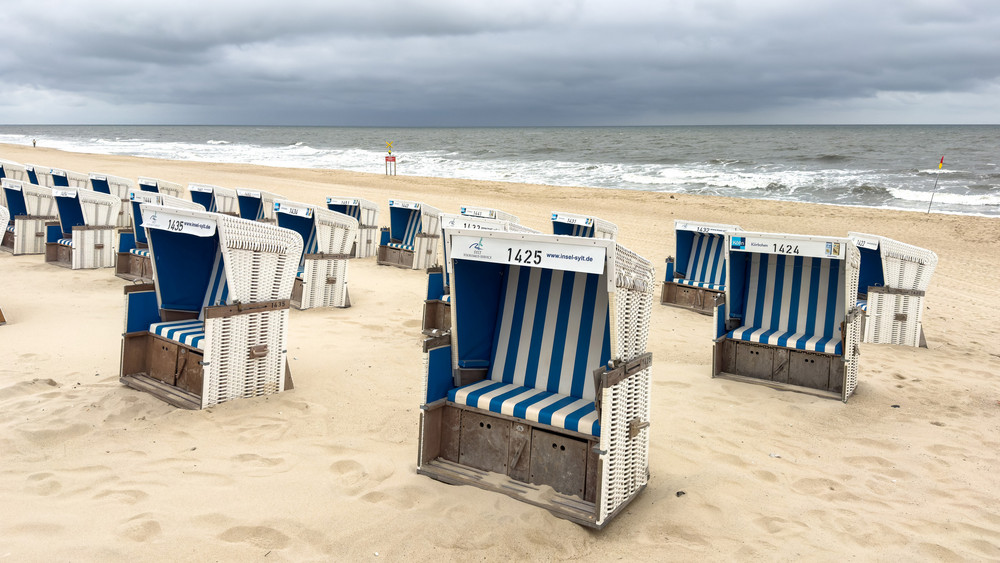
[54,195,86,234]
[147,228,220,312]
[125,290,161,333]
[425,345,453,403]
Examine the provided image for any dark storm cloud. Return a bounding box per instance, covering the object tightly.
[1,0,998,124]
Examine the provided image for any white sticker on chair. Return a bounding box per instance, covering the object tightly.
[53,188,78,198]
[237,189,261,198]
[460,207,497,219]
[452,234,606,274]
[142,208,217,237]
[274,201,313,217]
[326,198,357,206]
[440,214,506,232]
[730,235,846,260]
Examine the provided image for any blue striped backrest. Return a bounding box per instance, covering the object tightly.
[741,253,845,347]
[199,247,229,318]
[685,232,726,285]
[402,210,420,246]
[488,265,611,402]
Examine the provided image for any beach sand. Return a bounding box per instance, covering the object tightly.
[2,144,999,561]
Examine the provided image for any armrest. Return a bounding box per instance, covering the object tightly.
[379,227,390,245]
[664,256,674,282]
[46,222,62,243]
[117,231,136,253]
[425,267,445,301]
[123,288,160,334]
[425,344,453,404]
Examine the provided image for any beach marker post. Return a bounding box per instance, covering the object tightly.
[927,156,943,214]
[385,141,396,176]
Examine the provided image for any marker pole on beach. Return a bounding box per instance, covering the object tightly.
[926,156,944,214]
[385,141,396,176]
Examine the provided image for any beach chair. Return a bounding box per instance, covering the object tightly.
[275,200,358,309]
[848,232,937,347]
[119,204,302,409]
[1,179,57,255]
[551,211,618,239]
[422,207,538,334]
[235,188,284,223]
[661,220,743,315]
[115,190,205,282]
[137,177,184,199]
[712,232,863,402]
[25,164,54,187]
[326,197,380,258]
[377,199,442,270]
[89,172,136,229]
[49,167,90,189]
[418,229,655,528]
[0,205,7,324]
[0,160,28,207]
[189,183,240,216]
[44,187,120,269]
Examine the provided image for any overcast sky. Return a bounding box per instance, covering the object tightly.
[1,0,998,126]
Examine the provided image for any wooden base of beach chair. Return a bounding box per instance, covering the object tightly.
[0,307,6,325]
[44,242,73,268]
[115,252,153,282]
[418,403,628,528]
[376,245,416,269]
[660,281,718,315]
[712,339,846,400]
[121,331,206,409]
[421,300,451,334]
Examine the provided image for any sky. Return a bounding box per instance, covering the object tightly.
[1,0,998,126]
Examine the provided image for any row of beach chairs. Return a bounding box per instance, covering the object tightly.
[1,156,937,530]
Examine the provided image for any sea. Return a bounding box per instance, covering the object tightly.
[1,125,998,216]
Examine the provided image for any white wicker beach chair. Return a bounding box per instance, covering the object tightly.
[44,187,120,269]
[712,232,863,402]
[377,199,442,270]
[120,204,302,409]
[25,164,55,187]
[189,183,240,216]
[418,229,654,528]
[115,190,205,282]
[422,207,539,334]
[551,211,618,239]
[848,232,937,347]
[661,220,743,315]
[326,197,380,258]
[275,200,358,309]
[0,160,28,207]
[137,176,184,199]
[1,179,58,255]
[89,172,136,229]
[235,188,285,223]
[0,205,7,324]
[49,167,90,189]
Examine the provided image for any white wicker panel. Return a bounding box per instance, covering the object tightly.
[27,165,54,187]
[65,170,90,188]
[71,227,116,269]
[1,161,28,183]
[412,233,440,270]
[12,218,49,255]
[216,215,302,304]
[420,203,442,237]
[597,365,651,526]
[843,244,862,400]
[213,186,240,215]
[78,189,121,227]
[0,206,8,228]
[357,226,379,258]
[863,292,924,347]
[22,184,57,217]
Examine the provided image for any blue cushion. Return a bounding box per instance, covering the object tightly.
[150,319,205,350]
[727,253,845,355]
[450,380,600,437]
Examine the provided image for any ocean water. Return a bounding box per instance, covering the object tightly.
[1,125,998,216]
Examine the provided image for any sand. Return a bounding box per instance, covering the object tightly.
[1,144,999,561]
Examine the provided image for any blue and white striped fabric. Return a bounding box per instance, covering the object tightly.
[199,248,229,318]
[401,211,420,247]
[57,238,73,248]
[451,380,599,436]
[856,300,867,312]
[448,265,610,436]
[679,232,726,290]
[441,294,451,303]
[150,319,205,349]
[728,253,845,355]
[129,248,150,257]
[5,225,13,233]
[347,205,361,221]
[387,241,414,251]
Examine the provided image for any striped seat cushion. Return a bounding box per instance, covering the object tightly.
[57,238,73,248]
[679,232,726,290]
[129,248,150,257]
[676,278,725,291]
[149,319,205,349]
[441,294,450,303]
[388,242,414,251]
[450,380,600,436]
[727,253,845,355]
[856,299,867,312]
[5,225,13,233]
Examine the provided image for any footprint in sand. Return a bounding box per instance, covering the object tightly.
[26,472,61,496]
[117,514,163,542]
[95,489,149,505]
[231,453,284,467]
[218,525,291,550]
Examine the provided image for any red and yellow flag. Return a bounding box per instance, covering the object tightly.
[939,156,944,169]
